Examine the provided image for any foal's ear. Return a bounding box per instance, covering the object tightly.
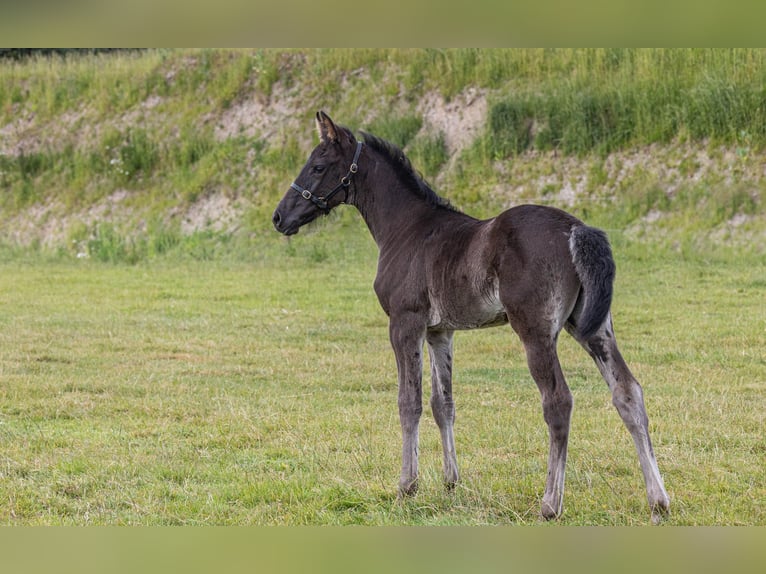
[316,111,339,144]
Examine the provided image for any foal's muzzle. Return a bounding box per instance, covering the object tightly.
[272,209,286,233]
[272,207,301,236]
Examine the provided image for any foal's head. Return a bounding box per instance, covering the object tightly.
[272,111,361,236]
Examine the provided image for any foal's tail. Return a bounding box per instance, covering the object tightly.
[568,225,616,340]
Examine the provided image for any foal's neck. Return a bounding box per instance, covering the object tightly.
[351,165,450,250]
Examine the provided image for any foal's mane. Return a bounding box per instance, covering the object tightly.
[359,131,457,212]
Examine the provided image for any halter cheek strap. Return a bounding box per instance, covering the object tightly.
[290,141,363,212]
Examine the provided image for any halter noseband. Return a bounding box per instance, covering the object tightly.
[290,141,363,211]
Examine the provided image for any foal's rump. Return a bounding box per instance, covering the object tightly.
[489,204,615,340]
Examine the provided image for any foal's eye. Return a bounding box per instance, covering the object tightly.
[313,165,325,174]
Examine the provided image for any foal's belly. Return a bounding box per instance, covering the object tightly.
[427,288,508,331]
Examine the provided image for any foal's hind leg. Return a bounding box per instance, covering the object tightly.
[567,314,670,523]
[426,330,459,489]
[519,334,574,520]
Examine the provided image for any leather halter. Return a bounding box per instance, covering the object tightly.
[290,141,363,212]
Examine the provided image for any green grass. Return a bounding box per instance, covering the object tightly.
[1,219,763,525]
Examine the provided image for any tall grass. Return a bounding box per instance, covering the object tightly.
[483,49,766,157]
[4,49,765,139]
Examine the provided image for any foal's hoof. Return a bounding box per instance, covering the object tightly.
[398,478,418,498]
[540,500,563,521]
[650,499,670,525]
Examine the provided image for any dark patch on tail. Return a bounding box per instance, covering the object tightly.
[569,225,616,339]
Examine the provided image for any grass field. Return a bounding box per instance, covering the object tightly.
[1,217,763,525]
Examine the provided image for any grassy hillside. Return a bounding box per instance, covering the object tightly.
[1,48,765,261]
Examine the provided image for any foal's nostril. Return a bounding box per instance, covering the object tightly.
[272,210,282,228]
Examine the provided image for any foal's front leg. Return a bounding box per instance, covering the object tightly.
[390,315,426,497]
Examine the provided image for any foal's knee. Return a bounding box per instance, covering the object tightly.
[398,400,423,430]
